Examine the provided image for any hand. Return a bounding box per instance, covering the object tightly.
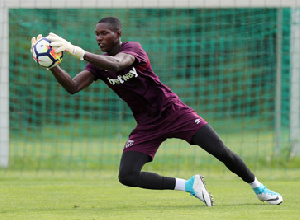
[47,32,85,60]
[31,34,42,53]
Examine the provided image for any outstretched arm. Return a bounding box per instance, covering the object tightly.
[31,34,96,94]
[47,33,135,72]
[83,51,135,72]
[50,66,95,94]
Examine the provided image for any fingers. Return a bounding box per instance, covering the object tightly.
[31,34,43,53]
[54,46,65,53]
[48,32,59,38]
[31,34,43,46]
[50,41,63,47]
[31,37,37,53]
[47,36,63,43]
[49,43,65,53]
[37,34,42,41]
[49,41,64,53]
[47,33,64,42]
[31,37,37,46]
[47,33,68,46]
[48,35,67,54]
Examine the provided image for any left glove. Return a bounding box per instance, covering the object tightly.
[47,32,85,60]
[31,34,42,53]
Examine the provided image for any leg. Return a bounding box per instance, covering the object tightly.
[118,151,176,190]
[119,151,213,206]
[191,124,283,205]
[191,124,255,183]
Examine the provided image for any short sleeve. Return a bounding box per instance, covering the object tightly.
[85,62,104,81]
[121,42,148,65]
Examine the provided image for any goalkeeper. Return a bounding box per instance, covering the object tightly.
[31,17,282,206]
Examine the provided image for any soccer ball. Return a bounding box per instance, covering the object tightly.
[32,37,63,69]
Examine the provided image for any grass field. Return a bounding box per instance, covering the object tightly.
[0,170,299,220]
[4,120,300,219]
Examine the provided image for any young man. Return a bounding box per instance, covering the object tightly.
[31,17,282,206]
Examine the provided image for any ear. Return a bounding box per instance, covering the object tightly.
[117,30,122,38]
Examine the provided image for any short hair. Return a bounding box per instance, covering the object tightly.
[98,17,122,32]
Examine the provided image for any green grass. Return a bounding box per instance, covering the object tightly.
[0,170,299,220]
[5,120,300,219]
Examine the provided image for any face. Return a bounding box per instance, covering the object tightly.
[95,23,121,53]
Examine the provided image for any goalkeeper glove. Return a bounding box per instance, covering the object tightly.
[47,32,85,60]
[30,34,42,53]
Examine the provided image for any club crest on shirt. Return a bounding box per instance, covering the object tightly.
[125,140,134,148]
[107,67,138,85]
[195,118,201,124]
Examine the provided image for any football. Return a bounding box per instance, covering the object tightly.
[32,37,63,69]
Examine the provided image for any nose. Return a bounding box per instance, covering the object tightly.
[96,35,102,42]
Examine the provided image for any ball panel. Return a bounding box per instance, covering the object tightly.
[37,55,54,67]
[35,40,49,53]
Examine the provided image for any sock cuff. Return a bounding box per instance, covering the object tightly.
[174,178,186,191]
[249,177,261,188]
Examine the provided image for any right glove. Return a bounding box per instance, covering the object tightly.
[47,32,85,60]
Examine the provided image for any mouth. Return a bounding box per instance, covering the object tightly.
[98,43,105,50]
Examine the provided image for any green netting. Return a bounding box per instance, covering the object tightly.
[8,8,293,172]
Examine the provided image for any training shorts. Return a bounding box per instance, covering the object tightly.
[123,107,207,159]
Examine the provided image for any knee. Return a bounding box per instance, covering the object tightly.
[118,170,138,187]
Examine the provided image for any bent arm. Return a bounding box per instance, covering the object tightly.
[83,51,135,72]
[50,66,95,94]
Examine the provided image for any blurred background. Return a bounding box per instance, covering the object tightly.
[1,1,300,178]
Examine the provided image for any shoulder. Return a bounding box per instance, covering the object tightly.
[121,42,144,52]
[121,42,148,63]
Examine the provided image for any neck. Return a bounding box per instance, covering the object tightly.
[108,41,122,56]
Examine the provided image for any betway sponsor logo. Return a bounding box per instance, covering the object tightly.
[107,67,138,85]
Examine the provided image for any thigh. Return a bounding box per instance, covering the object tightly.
[190,124,225,155]
[119,151,152,175]
[191,124,256,183]
[123,127,166,160]
[167,110,208,143]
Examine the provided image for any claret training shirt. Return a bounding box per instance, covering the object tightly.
[85,41,193,125]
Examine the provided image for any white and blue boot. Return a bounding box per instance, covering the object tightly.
[185,174,213,206]
[253,184,283,205]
